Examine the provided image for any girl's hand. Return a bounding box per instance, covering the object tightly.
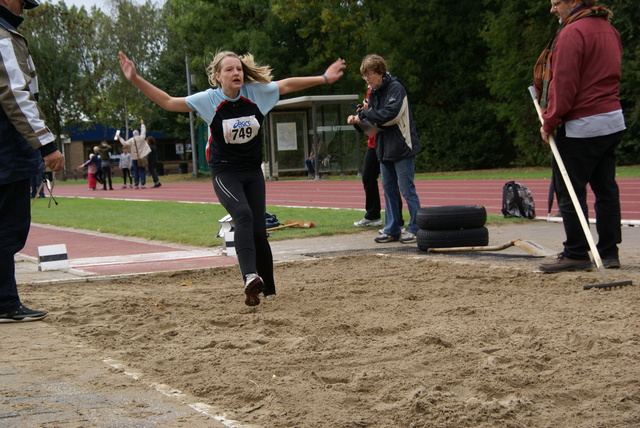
[323,58,346,84]
[119,52,137,81]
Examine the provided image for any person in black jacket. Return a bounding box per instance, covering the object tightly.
[146,136,161,188]
[348,54,421,244]
[0,0,64,323]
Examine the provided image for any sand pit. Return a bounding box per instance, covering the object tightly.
[22,254,640,427]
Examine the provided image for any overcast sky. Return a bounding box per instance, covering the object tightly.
[43,0,166,14]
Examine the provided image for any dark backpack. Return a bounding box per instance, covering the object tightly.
[265,212,280,228]
[501,181,536,219]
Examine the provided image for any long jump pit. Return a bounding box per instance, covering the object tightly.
[8,240,640,428]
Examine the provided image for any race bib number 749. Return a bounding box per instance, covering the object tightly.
[222,116,261,145]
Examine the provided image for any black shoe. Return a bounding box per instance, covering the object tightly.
[0,305,48,323]
[375,233,400,243]
[539,254,592,273]
[602,258,621,269]
[152,183,161,188]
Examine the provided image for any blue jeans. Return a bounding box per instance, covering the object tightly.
[132,160,146,186]
[380,157,420,235]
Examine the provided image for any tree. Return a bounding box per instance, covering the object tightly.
[612,0,640,164]
[357,0,512,171]
[22,2,105,177]
[23,0,640,175]
[21,3,89,140]
[482,0,640,166]
[108,0,168,138]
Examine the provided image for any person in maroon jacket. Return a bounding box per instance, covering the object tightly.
[534,0,625,272]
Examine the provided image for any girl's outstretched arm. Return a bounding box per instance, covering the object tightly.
[119,52,192,113]
[276,58,346,95]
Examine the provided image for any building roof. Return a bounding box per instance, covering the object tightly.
[274,95,359,110]
[66,123,166,141]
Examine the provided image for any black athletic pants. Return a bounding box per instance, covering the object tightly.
[213,168,275,295]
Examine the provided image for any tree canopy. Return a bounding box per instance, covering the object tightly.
[22,0,640,171]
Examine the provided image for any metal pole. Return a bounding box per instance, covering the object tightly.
[312,103,319,180]
[186,53,198,177]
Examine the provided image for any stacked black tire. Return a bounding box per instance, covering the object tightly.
[416,205,489,251]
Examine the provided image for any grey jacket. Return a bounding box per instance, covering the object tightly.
[0,6,56,184]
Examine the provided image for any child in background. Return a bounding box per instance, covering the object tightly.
[119,145,133,188]
[77,147,101,190]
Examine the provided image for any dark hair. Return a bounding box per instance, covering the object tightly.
[147,136,156,145]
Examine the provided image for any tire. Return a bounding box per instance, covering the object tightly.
[416,205,487,231]
[417,227,489,251]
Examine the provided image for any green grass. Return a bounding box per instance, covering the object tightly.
[36,165,638,247]
[31,197,519,247]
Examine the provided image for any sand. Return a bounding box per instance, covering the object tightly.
[20,252,640,428]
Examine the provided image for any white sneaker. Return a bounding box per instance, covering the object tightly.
[244,274,265,306]
[354,218,382,227]
[399,232,417,244]
[378,227,407,235]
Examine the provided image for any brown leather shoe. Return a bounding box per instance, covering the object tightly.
[539,254,592,273]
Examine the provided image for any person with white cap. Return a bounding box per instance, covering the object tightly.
[0,0,65,322]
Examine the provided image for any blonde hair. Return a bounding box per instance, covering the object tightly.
[206,50,273,88]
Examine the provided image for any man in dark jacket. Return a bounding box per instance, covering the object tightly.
[0,0,64,322]
[348,54,421,244]
[534,0,625,272]
[146,136,162,188]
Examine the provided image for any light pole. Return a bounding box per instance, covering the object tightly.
[186,53,198,177]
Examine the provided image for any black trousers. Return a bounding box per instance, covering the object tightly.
[362,147,382,220]
[101,165,113,189]
[148,162,160,184]
[552,127,623,260]
[212,168,275,295]
[0,179,30,312]
[122,168,132,185]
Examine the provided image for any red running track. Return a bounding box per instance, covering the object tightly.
[52,178,640,220]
